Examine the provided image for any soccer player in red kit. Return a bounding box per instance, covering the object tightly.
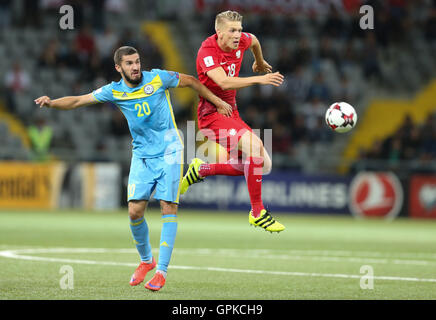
[180,10,285,233]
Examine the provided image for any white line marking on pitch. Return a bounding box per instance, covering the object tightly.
[172,248,436,266]
[1,248,436,284]
[5,247,436,266]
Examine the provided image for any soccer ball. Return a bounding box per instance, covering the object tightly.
[325,102,357,133]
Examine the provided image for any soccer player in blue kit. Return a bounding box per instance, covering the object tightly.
[34,46,232,291]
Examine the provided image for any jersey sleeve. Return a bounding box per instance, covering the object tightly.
[92,83,113,103]
[197,47,221,75]
[153,69,180,89]
[240,32,253,51]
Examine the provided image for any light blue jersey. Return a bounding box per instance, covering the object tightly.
[92,69,183,158]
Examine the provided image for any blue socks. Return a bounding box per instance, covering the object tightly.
[129,217,152,262]
[157,214,178,273]
[129,214,178,274]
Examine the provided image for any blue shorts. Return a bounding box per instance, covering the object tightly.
[127,150,184,204]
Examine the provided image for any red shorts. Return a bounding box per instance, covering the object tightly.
[198,110,252,154]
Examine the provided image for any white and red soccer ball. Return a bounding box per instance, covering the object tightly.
[325,102,357,133]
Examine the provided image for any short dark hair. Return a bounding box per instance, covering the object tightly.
[113,46,138,65]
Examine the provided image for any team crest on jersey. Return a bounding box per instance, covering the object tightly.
[143,84,154,95]
[236,50,241,58]
[229,128,237,136]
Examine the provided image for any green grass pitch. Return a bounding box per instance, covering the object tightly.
[0,209,435,300]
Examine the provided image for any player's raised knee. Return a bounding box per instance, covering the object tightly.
[239,131,263,157]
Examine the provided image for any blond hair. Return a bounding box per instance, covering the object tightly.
[215,10,243,30]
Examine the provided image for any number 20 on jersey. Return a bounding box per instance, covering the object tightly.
[135,101,151,117]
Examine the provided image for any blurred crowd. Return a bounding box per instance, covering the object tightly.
[1,0,164,158]
[0,0,435,171]
[353,113,436,174]
[0,0,127,30]
[217,0,436,164]
[2,1,163,91]
[183,0,436,168]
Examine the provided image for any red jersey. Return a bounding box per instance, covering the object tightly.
[196,33,253,119]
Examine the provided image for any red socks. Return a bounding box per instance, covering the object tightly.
[199,159,244,177]
[244,157,265,218]
[198,157,265,218]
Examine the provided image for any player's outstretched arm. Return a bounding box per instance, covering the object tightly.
[249,34,272,74]
[178,73,232,117]
[206,67,284,91]
[34,93,98,110]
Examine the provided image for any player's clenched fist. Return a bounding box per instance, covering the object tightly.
[34,96,52,108]
[259,72,284,87]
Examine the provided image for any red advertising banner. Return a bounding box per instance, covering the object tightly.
[349,172,403,220]
[409,175,436,219]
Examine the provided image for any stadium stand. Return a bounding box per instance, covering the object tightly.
[0,0,435,176]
